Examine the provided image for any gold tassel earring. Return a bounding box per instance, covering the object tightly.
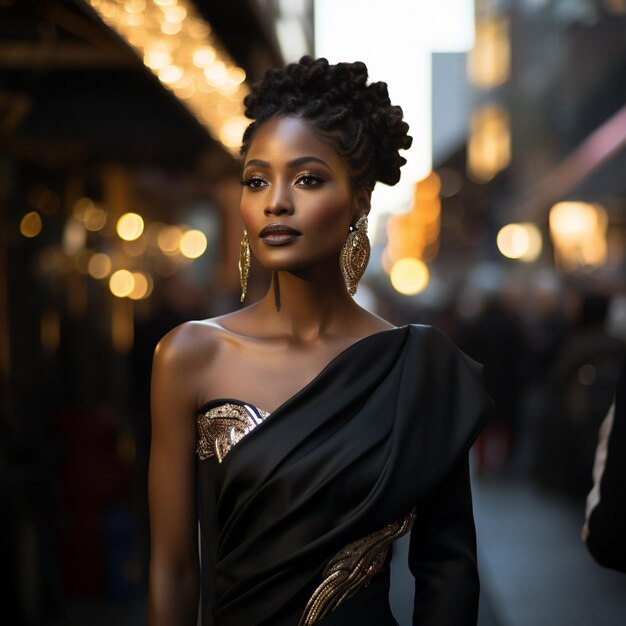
[340,214,370,296]
[239,228,251,303]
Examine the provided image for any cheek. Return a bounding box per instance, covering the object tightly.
[239,194,262,231]
[303,192,351,236]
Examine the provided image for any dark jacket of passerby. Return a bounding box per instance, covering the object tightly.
[583,360,626,572]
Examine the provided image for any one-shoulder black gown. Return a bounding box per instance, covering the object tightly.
[195,324,492,625]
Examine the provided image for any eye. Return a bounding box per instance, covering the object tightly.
[241,175,268,190]
[295,172,325,188]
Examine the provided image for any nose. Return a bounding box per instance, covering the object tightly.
[264,181,294,216]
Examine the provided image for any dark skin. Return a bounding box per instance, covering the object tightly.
[147,116,395,625]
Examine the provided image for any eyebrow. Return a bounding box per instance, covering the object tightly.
[243,156,330,169]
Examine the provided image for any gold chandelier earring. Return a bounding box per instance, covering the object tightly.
[340,214,370,296]
[239,228,251,303]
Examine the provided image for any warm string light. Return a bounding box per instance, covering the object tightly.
[33,186,209,302]
[85,0,250,153]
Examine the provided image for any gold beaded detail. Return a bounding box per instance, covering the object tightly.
[196,402,270,463]
[339,214,370,297]
[238,229,251,303]
[299,507,417,625]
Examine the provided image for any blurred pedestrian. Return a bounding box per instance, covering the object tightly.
[537,293,625,494]
[583,359,626,573]
[455,293,524,473]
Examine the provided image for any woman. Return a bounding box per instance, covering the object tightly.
[148,57,491,626]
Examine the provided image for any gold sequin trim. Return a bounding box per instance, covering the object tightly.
[196,402,270,462]
[299,507,417,626]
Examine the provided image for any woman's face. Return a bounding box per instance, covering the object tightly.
[240,116,369,273]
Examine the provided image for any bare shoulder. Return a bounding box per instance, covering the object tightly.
[153,308,259,369]
[151,319,232,414]
[154,320,216,366]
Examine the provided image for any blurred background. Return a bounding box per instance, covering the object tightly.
[1,0,625,624]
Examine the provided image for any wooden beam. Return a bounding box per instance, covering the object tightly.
[0,42,138,68]
[33,0,122,51]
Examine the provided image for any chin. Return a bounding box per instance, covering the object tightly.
[256,252,341,275]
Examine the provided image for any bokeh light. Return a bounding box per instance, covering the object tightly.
[549,202,608,270]
[20,211,42,238]
[549,202,598,242]
[129,272,149,300]
[193,46,216,68]
[204,61,227,86]
[180,229,208,259]
[73,197,93,221]
[63,219,86,255]
[497,224,529,259]
[84,204,108,232]
[390,258,430,295]
[158,65,184,85]
[85,0,249,155]
[157,225,182,255]
[164,5,187,23]
[109,269,135,297]
[520,223,542,262]
[117,213,145,241]
[87,253,112,279]
[227,66,246,86]
[144,46,172,70]
[219,116,249,148]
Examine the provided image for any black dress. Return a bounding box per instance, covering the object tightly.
[195,324,492,625]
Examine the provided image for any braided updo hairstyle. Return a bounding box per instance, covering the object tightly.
[241,56,412,189]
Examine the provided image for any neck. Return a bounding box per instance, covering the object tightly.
[253,259,360,341]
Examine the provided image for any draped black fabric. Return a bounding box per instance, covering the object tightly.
[196,324,492,626]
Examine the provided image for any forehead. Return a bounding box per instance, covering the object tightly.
[245,116,347,172]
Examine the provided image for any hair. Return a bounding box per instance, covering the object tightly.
[240,56,413,189]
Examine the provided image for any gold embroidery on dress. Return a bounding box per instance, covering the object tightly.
[299,507,417,626]
[196,402,270,462]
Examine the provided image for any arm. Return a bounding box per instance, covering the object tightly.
[147,324,206,626]
[409,454,479,626]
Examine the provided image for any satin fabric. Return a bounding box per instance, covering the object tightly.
[196,324,492,625]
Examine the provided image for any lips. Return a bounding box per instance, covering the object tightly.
[258,223,302,246]
[259,224,301,238]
